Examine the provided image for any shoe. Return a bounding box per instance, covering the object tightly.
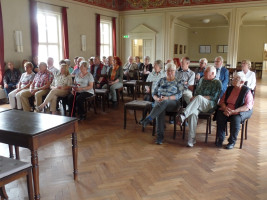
[225,143,235,149]
[139,118,150,128]
[215,140,223,148]
[35,106,42,113]
[176,114,185,126]
[187,138,196,147]
[155,138,163,145]
[169,120,174,124]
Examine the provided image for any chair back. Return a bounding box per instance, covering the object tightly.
[134,81,152,101]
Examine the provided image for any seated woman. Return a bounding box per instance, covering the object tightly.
[8,62,35,109]
[237,59,256,90]
[140,63,183,145]
[37,64,72,114]
[144,60,165,101]
[142,56,153,81]
[216,73,254,149]
[103,56,123,105]
[68,61,94,120]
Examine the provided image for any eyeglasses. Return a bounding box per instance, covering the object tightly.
[214,61,220,63]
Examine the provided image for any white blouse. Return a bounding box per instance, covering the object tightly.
[238,70,256,90]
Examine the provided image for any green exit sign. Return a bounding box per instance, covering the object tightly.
[123,35,129,38]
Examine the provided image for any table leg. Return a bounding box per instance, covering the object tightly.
[72,132,78,180]
[31,150,40,200]
[8,145,14,158]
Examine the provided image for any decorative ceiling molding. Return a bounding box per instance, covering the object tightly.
[73,0,262,11]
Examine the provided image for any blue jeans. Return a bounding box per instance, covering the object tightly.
[148,100,180,141]
[216,109,252,144]
[4,83,17,97]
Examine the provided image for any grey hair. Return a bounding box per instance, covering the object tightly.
[215,56,224,63]
[236,72,246,82]
[199,58,208,64]
[80,61,89,69]
[144,56,150,61]
[64,59,71,66]
[78,57,85,61]
[165,63,176,71]
[205,65,216,74]
[154,60,163,69]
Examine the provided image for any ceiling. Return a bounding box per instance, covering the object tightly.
[177,9,267,27]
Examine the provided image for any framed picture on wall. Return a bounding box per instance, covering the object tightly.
[179,45,183,54]
[174,44,178,54]
[199,45,211,54]
[217,45,228,53]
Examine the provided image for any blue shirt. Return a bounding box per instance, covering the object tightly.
[153,77,183,100]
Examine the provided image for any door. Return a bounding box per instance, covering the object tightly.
[143,39,153,61]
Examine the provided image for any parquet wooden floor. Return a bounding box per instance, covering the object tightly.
[1,73,267,200]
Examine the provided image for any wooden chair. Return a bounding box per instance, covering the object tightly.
[84,83,97,115]
[254,62,263,78]
[124,81,153,132]
[115,87,124,105]
[123,80,138,100]
[0,156,34,200]
[95,88,109,112]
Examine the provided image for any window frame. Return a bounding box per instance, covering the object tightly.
[100,19,113,58]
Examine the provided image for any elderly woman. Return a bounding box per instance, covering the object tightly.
[140,63,183,144]
[36,64,72,114]
[68,61,94,120]
[216,73,254,149]
[8,62,35,109]
[144,60,166,101]
[142,56,153,81]
[103,56,123,105]
[237,59,256,90]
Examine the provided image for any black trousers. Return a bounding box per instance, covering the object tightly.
[68,92,93,117]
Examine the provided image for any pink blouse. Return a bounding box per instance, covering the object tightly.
[220,87,254,112]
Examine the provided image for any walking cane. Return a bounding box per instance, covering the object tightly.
[71,89,77,117]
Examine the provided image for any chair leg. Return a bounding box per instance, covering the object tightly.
[15,146,20,160]
[240,123,245,149]
[93,99,97,114]
[205,118,209,143]
[173,114,177,140]
[152,119,156,136]
[142,110,145,132]
[124,107,127,129]
[9,145,14,158]
[245,120,248,140]
[26,168,34,200]
[134,110,138,124]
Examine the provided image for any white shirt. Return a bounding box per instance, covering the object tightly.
[237,70,256,90]
[48,66,59,76]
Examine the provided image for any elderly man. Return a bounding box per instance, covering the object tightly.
[47,57,59,75]
[3,62,21,97]
[214,56,229,98]
[176,65,222,147]
[90,56,107,88]
[123,56,138,80]
[195,58,208,83]
[20,62,53,112]
[176,57,195,105]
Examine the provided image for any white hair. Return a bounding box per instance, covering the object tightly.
[215,56,224,63]
[205,65,216,74]
[199,58,208,64]
[64,59,71,66]
[165,63,176,71]
[80,61,89,69]
[144,56,150,61]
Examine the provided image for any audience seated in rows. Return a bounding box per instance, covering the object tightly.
[176,66,222,147]
[135,56,144,72]
[71,57,85,76]
[123,56,138,80]
[142,56,153,81]
[8,62,35,110]
[47,57,59,76]
[90,56,107,89]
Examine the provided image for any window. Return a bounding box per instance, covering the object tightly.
[100,20,112,58]
[37,11,63,67]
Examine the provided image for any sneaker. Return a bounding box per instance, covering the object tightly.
[176,114,186,126]
[139,118,150,128]
[225,143,235,149]
[155,138,163,145]
[187,139,196,147]
[215,140,223,148]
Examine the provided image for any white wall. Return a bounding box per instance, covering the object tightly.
[173,24,188,58]
[120,13,164,64]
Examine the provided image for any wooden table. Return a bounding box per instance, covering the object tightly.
[0,110,78,200]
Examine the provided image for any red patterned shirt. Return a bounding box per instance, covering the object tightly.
[32,70,53,89]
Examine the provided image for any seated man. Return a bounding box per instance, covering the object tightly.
[176,57,195,105]
[3,62,21,97]
[195,58,207,84]
[214,56,229,98]
[176,65,222,147]
[90,56,107,88]
[123,56,138,80]
[20,62,53,112]
[47,57,59,76]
